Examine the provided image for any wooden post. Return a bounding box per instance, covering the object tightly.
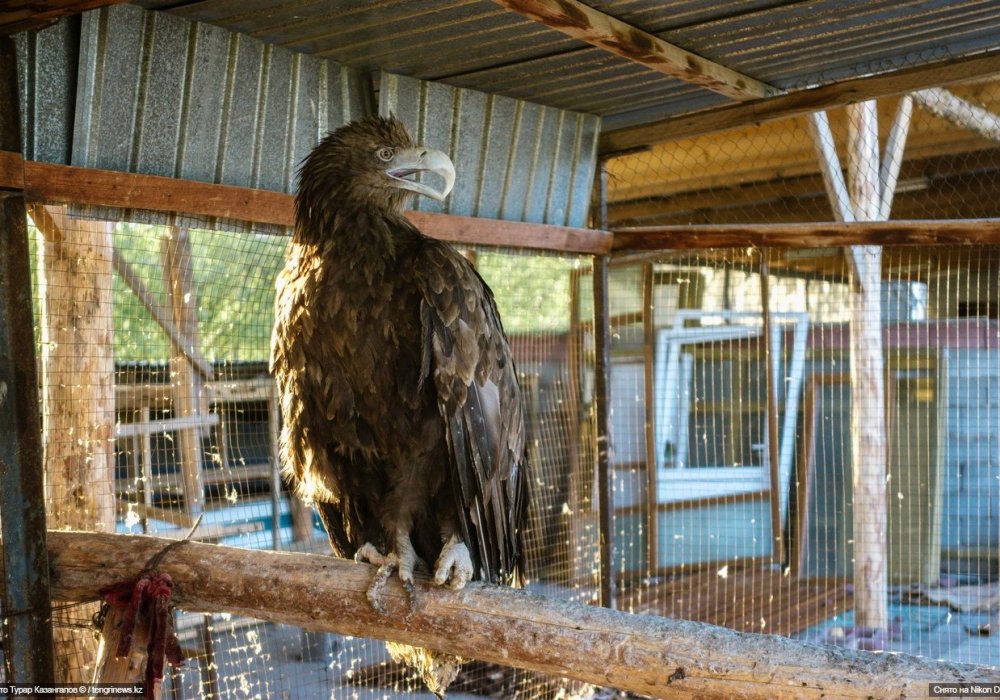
[161,228,206,518]
[32,205,117,681]
[760,253,784,566]
[594,161,615,608]
[0,35,55,687]
[641,262,658,573]
[30,530,1000,700]
[845,100,889,635]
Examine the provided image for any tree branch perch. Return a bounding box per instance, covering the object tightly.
[30,531,998,699]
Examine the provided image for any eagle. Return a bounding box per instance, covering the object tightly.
[270,115,529,695]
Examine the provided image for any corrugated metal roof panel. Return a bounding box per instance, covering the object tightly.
[72,3,372,193]
[380,72,600,228]
[15,17,76,163]
[131,0,1000,131]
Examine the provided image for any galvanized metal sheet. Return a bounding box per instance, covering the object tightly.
[379,72,600,228]
[132,0,1000,131]
[15,17,77,164]
[72,3,372,193]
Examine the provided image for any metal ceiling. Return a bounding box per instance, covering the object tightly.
[131,0,1000,133]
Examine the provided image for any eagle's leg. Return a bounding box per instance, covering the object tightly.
[354,531,420,614]
[355,543,398,615]
[433,534,473,590]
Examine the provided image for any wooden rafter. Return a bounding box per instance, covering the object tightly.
[493,0,779,101]
[0,1,126,35]
[912,87,1000,142]
[601,51,1000,154]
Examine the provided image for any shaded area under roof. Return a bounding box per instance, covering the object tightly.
[131,0,1000,133]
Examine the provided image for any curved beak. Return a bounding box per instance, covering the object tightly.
[385,147,455,202]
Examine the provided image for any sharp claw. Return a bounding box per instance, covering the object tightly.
[401,578,417,615]
[434,536,473,590]
[365,557,398,615]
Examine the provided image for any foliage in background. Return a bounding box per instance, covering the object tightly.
[48,225,579,365]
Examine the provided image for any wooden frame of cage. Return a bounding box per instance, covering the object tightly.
[6,60,1000,700]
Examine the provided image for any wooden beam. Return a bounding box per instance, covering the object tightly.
[0,153,612,255]
[36,530,999,699]
[0,35,55,687]
[600,51,1000,154]
[33,203,117,681]
[878,96,914,220]
[844,100,889,634]
[110,246,215,380]
[493,0,778,101]
[0,1,126,35]
[912,87,1000,142]
[806,111,854,223]
[162,228,207,519]
[612,220,1000,251]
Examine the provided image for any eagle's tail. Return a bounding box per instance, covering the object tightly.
[387,641,463,698]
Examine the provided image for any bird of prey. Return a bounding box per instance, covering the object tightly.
[270,115,529,695]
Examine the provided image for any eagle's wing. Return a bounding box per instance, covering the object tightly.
[414,239,528,586]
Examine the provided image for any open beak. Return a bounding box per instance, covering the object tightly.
[385,147,455,202]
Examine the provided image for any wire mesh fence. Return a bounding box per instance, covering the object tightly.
[4,77,1000,698]
[601,78,1000,674]
[20,207,598,698]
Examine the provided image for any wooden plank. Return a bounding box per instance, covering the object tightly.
[31,530,1000,699]
[115,413,219,439]
[600,51,1000,154]
[493,0,778,101]
[612,220,1000,251]
[0,155,612,254]
[405,210,612,254]
[0,0,126,34]
[0,148,22,189]
[22,158,295,226]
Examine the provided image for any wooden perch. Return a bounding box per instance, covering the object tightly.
[36,530,998,700]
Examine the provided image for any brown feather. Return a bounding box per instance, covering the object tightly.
[270,115,529,694]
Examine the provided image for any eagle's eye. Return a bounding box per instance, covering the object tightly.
[376,147,395,162]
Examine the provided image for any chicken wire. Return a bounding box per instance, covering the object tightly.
[601,80,1000,672]
[5,77,1000,697]
[12,207,600,698]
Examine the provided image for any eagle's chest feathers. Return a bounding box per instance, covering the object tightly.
[278,238,428,450]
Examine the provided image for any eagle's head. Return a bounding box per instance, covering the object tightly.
[296,114,455,220]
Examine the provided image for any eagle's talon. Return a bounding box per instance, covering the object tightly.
[363,550,399,615]
[434,536,473,590]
